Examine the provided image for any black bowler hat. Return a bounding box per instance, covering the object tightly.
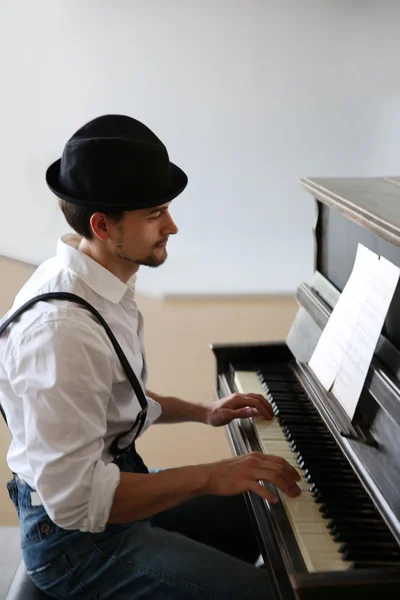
[46,114,188,211]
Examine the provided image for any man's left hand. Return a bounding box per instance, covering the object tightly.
[206,392,274,427]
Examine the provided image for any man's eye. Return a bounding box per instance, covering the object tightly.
[149,212,162,219]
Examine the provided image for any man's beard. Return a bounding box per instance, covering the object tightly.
[138,248,168,268]
[115,247,168,268]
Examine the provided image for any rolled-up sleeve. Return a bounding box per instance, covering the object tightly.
[5,315,121,532]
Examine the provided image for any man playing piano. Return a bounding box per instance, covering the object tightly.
[0,114,300,599]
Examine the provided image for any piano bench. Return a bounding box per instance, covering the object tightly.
[6,561,50,600]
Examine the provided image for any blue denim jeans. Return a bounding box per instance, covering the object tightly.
[7,450,277,599]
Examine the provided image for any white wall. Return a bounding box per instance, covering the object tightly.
[1,0,400,296]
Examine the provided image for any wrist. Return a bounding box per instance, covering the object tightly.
[192,463,213,494]
[197,403,212,425]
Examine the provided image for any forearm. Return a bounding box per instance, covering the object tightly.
[108,465,209,523]
[147,390,210,424]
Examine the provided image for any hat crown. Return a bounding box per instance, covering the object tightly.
[67,114,164,146]
[60,115,172,205]
[46,114,187,211]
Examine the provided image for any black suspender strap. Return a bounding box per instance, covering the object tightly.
[0,292,148,456]
[0,403,7,427]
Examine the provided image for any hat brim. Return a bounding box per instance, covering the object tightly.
[45,158,188,211]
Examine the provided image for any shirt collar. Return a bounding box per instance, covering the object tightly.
[57,234,137,304]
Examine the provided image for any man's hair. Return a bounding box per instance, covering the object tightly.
[58,199,125,240]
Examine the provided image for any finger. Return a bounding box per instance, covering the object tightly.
[253,460,302,492]
[217,408,249,422]
[248,481,279,504]
[253,467,296,494]
[245,393,271,403]
[230,395,273,420]
[286,483,302,498]
[244,393,273,404]
[245,453,301,492]
[236,407,261,419]
[254,453,301,481]
[259,455,301,481]
[245,395,274,418]
[253,468,301,497]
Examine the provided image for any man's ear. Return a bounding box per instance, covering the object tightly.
[90,212,111,241]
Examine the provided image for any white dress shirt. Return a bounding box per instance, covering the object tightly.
[0,234,161,532]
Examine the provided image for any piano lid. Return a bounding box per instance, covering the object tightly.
[301,177,400,247]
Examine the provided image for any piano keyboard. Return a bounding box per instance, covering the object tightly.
[234,365,400,573]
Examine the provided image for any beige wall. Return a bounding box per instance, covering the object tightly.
[0,256,297,525]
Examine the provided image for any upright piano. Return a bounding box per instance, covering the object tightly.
[212,177,400,599]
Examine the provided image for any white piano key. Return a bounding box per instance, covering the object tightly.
[234,370,349,573]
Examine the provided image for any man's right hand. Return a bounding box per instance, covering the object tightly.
[201,452,302,504]
[110,452,301,525]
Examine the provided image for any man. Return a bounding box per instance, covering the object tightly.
[0,115,300,599]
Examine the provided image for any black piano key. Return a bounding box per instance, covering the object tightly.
[340,541,400,553]
[328,510,386,522]
[333,531,396,543]
[322,506,378,518]
[287,435,338,444]
[330,522,391,535]
[318,499,376,511]
[352,561,400,569]
[311,482,367,492]
[319,498,377,515]
[328,519,386,531]
[296,453,350,462]
[296,454,345,465]
[303,473,358,484]
[267,394,305,400]
[279,416,326,423]
[304,471,356,482]
[312,490,368,505]
[326,513,386,524]
[278,408,311,414]
[283,419,327,426]
[331,529,393,543]
[342,549,400,561]
[289,442,339,453]
[303,466,354,477]
[285,430,334,437]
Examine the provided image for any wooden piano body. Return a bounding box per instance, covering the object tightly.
[212,177,400,599]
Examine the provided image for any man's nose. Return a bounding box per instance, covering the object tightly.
[164,212,178,235]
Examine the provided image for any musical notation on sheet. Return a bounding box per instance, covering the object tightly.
[309,244,400,420]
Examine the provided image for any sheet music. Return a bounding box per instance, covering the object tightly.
[332,254,400,419]
[308,244,376,390]
[309,244,400,420]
